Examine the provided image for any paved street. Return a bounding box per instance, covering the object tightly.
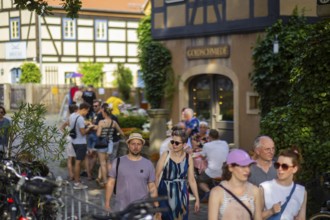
[44,114,209,219]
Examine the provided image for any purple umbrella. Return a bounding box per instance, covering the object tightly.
[65,72,83,78]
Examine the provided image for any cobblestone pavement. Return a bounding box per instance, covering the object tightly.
[45,114,209,219]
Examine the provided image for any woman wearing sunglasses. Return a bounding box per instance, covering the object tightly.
[259,148,307,220]
[155,130,200,220]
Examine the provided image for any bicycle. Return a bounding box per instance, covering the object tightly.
[309,172,330,220]
[92,196,168,220]
[0,161,63,220]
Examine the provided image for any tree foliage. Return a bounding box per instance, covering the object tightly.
[251,12,330,183]
[113,63,133,102]
[250,9,311,116]
[78,61,104,88]
[137,15,175,109]
[20,62,42,83]
[3,103,66,161]
[14,0,82,19]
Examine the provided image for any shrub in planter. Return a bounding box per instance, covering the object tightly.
[118,115,148,129]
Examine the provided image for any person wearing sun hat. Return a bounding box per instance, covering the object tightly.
[208,149,262,220]
[104,132,159,212]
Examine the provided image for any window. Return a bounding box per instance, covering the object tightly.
[246,92,260,114]
[95,20,107,41]
[63,18,76,40]
[10,18,20,40]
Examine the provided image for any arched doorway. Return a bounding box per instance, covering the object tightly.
[189,74,234,143]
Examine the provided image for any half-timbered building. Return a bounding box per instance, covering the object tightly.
[152,0,319,149]
[0,0,149,86]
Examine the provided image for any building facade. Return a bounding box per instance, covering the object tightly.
[151,0,318,149]
[0,0,149,86]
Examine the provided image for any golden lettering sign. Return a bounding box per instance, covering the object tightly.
[186,45,230,59]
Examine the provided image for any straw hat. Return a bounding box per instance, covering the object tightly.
[126,133,145,145]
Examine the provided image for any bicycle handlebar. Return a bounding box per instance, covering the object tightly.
[92,196,169,220]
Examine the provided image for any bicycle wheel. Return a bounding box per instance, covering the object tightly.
[309,213,330,220]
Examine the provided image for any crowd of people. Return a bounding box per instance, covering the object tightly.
[0,97,308,219]
[61,85,127,190]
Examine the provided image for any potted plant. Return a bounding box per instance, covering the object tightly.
[137,15,175,153]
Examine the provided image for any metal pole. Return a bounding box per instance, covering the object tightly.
[38,15,43,77]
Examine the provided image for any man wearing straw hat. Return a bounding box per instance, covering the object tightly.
[104,133,159,212]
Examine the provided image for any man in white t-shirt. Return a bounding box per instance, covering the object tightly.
[69,102,93,190]
[198,129,229,201]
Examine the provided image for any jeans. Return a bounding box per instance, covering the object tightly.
[87,132,97,150]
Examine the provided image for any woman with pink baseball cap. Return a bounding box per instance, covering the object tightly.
[208,149,262,220]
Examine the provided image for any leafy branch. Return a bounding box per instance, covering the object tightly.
[13,0,82,19]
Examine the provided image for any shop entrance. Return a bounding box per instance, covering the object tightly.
[189,74,234,143]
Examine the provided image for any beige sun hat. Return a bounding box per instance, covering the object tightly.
[126,133,145,145]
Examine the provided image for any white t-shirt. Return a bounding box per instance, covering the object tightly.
[69,112,87,145]
[260,179,305,220]
[159,137,171,156]
[201,140,229,178]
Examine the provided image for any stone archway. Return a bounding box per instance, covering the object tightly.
[179,63,239,146]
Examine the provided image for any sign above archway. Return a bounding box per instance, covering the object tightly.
[186,45,230,60]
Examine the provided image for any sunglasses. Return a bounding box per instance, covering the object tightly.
[93,105,99,108]
[274,162,295,171]
[170,140,182,146]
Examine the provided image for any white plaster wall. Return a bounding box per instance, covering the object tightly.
[9,11,19,17]
[0,28,9,41]
[0,43,5,59]
[78,27,93,40]
[26,41,36,58]
[127,43,138,56]
[109,43,126,56]
[20,10,34,24]
[95,42,108,56]
[127,21,139,28]
[127,29,138,42]
[3,0,13,9]
[109,29,126,41]
[0,12,9,26]
[78,19,93,26]
[44,17,61,25]
[109,20,125,27]
[78,42,93,55]
[63,42,77,55]
[22,26,36,39]
[42,41,57,55]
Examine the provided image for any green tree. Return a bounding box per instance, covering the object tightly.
[113,63,133,102]
[250,9,311,116]
[3,103,66,161]
[78,61,104,87]
[20,62,42,83]
[251,13,330,216]
[137,15,175,109]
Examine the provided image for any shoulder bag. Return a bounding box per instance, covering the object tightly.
[219,183,253,220]
[267,183,296,220]
[113,157,120,195]
[69,116,80,139]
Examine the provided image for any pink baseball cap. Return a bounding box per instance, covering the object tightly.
[226,149,256,166]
